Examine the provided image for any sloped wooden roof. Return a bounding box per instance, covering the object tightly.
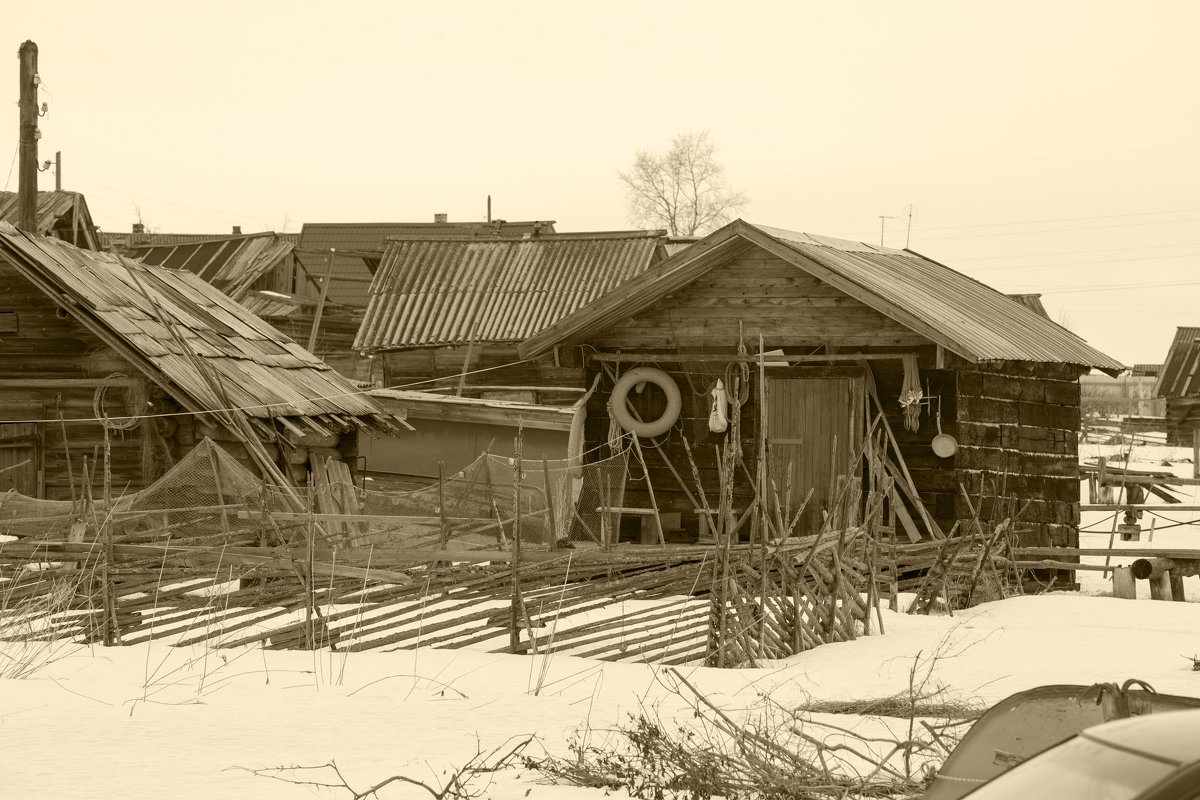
[126,232,295,300]
[0,191,101,250]
[0,223,396,436]
[1154,327,1200,398]
[519,219,1124,375]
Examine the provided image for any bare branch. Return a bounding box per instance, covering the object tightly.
[616,131,747,236]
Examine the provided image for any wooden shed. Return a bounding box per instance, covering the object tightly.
[518,220,1125,551]
[0,223,400,500]
[1154,327,1200,446]
[353,230,670,403]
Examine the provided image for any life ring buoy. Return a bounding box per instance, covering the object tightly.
[609,367,681,438]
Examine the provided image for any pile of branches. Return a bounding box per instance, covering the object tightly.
[528,667,974,799]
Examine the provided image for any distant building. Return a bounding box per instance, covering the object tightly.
[297,218,556,308]
[1154,327,1200,445]
[0,190,101,250]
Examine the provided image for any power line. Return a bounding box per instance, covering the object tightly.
[967,251,1200,272]
[954,241,1200,262]
[834,207,1200,239]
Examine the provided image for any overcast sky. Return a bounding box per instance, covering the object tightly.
[4,1,1197,366]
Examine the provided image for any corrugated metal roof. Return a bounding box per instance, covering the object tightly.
[126,233,295,300]
[1154,327,1200,398]
[759,225,1123,370]
[520,220,1125,374]
[298,220,557,308]
[355,231,665,350]
[0,222,394,433]
[0,191,100,250]
[1131,363,1162,377]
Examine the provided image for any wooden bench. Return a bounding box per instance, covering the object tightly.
[595,507,681,545]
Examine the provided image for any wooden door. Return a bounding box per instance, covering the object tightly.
[0,422,41,497]
[765,369,865,536]
[0,403,43,497]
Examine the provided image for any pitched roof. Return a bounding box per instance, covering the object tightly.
[0,222,395,436]
[519,219,1125,375]
[104,230,300,254]
[1131,363,1162,377]
[354,231,666,351]
[1006,293,1050,320]
[0,191,101,250]
[1154,327,1200,398]
[298,220,556,308]
[125,232,295,300]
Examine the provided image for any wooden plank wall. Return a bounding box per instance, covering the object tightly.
[589,249,929,350]
[954,362,1083,549]
[0,258,156,500]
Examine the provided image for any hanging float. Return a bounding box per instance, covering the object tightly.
[609,367,682,438]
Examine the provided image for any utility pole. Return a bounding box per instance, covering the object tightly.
[55,150,61,191]
[17,40,39,232]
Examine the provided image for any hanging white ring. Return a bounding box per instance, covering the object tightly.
[609,367,681,438]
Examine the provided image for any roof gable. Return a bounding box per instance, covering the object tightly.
[518,219,1124,375]
[1154,327,1200,398]
[355,231,666,350]
[0,191,100,251]
[0,223,393,435]
[127,232,295,300]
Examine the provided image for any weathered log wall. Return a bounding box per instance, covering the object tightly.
[955,362,1083,549]
[1164,399,1200,447]
[0,257,362,499]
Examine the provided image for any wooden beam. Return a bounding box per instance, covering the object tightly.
[587,352,915,364]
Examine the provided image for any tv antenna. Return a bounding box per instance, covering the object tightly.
[902,204,920,249]
[878,215,895,247]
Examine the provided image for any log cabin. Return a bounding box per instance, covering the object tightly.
[516,220,1125,552]
[0,223,400,501]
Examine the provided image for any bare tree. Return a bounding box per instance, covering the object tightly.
[618,131,747,237]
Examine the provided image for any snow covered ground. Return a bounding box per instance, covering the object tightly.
[2,443,1198,799]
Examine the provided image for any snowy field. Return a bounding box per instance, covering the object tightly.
[2,443,1198,799]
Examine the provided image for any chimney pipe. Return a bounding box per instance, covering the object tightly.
[232,225,242,235]
[434,213,448,224]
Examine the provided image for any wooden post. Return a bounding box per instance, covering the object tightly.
[1193,429,1199,480]
[1149,571,1172,601]
[543,457,559,550]
[1170,574,1187,602]
[307,248,336,353]
[437,461,449,547]
[17,41,38,233]
[1111,565,1136,599]
[631,435,665,545]
[306,482,316,649]
[101,429,119,645]
[509,430,524,653]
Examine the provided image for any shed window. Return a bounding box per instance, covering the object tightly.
[0,312,16,334]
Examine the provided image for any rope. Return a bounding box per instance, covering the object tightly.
[93,373,141,431]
